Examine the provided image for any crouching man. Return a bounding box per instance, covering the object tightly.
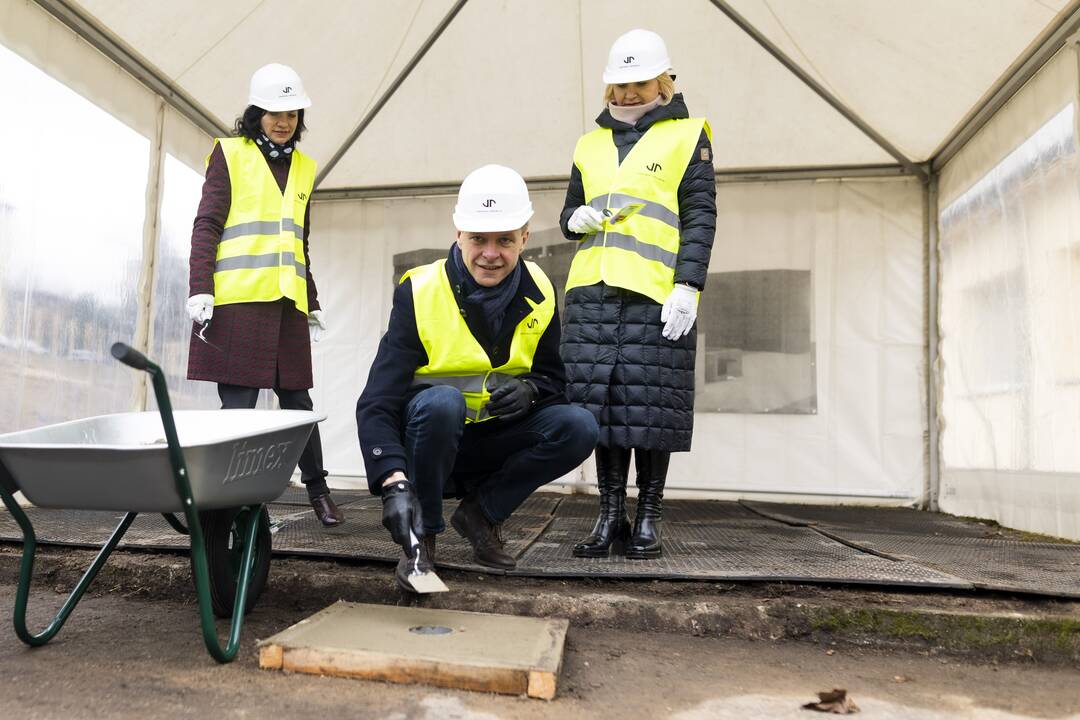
[356,164,599,592]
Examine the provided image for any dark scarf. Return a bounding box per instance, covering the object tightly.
[451,244,521,335]
[254,132,296,163]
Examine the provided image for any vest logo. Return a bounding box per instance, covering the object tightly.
[222,439,293,485]
[482,198,497,208]
[646,162,663,172]
[622,56,635,64]
[297,191,307,201]
[526,317,539,329]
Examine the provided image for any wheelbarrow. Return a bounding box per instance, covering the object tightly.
[0,342,324,662]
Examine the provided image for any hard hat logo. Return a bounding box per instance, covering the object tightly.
[249,63,312,111]
[603,29,672,85]
[452,165,534,232]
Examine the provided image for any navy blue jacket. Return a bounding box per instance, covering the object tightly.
[356,246,567,493]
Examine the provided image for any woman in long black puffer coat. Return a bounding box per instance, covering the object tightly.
[559,29,716,559]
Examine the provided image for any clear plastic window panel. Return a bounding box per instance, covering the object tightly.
[939,104,1080,472]
[0,43,148,432]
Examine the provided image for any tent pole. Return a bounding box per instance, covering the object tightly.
[314,0,470,189]
[132,102,167,414]
[31,0,229,138]
[312,164,912,201]
[705,0,927,183]
[925,174,941,512]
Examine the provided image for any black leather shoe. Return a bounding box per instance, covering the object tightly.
[395,534,436,593]
[310,493,344,527]
[450,497,516,569]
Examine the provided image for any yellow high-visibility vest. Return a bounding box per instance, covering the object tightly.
[403,259,555,423]
[566,117,710,305]
[211,137,316,314]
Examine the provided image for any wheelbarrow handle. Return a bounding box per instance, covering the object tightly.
[110,342,153,372]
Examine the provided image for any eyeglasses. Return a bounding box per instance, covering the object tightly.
[193,319,224,351]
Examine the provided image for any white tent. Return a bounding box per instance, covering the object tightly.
[2,0,1079,538]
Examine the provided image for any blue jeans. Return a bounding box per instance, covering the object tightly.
[404,386,599,534]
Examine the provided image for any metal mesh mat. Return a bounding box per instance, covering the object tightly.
[512,516,971,586]
[558,495,764,524]
[741,501,1080,597]
[273,487,374,508]
[808,532,1080,598]
[741,501,1000,537]
[0,509,191,551]
[3,494,1078,595]
[269,498,553,571]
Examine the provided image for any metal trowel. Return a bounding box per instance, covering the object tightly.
[406,529,449,594]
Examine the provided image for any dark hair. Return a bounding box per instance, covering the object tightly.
[233,105,307,143]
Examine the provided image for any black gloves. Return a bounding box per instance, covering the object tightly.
[486,378,537,422]
[381,480,423,553]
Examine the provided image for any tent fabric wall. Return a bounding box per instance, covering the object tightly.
[310,176,925,501]
[937,44,1080,540]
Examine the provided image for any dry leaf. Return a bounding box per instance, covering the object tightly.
[802,688,860,714]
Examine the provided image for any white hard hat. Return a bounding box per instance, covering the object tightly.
[248,63,312,112]
[602,29,673,85]
[453,165,534,232]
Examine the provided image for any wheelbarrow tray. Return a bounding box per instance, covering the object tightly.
[0,409,324,513]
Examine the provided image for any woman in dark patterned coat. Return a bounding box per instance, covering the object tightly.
[186,63,342,526]
[560,30,716,559]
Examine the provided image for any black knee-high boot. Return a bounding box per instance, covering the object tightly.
[627,449,670,559]
[573,446,632,558]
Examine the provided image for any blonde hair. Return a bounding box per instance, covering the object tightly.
[603,72,675,107]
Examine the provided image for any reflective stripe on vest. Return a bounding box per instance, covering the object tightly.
[211,137,316,314]
[566,117,709,305]
[406,259,555,423]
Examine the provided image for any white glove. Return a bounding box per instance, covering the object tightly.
[567,205,604,235]
[660,284,698,340]
[186,294,214,323]
[308,310,327,343]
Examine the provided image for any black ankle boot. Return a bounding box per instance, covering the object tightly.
[573,446,631,558]
[627,449,669,559]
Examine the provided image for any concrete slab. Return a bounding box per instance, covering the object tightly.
[258,601,568,699]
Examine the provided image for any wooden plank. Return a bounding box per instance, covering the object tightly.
[259,644,283,670]
[281,647,529,695]
[258,602,567,699]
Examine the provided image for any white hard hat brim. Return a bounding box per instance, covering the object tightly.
[252,94,313,112]
[602,60,673,85]
[453,206,534,233]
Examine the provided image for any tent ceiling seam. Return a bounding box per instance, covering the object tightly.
[31,0,230,138]
[706,0,927,183]
[313,0,470,189]
[174,0,266,81]
[930,0,1080,171]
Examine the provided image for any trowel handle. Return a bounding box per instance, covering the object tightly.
[407,529,421,559]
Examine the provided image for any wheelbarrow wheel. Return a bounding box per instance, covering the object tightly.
[195,506,272,618]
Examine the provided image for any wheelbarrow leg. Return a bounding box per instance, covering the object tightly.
[0,484,135,647]
[185,501,263,663]
[112,342,269,663]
